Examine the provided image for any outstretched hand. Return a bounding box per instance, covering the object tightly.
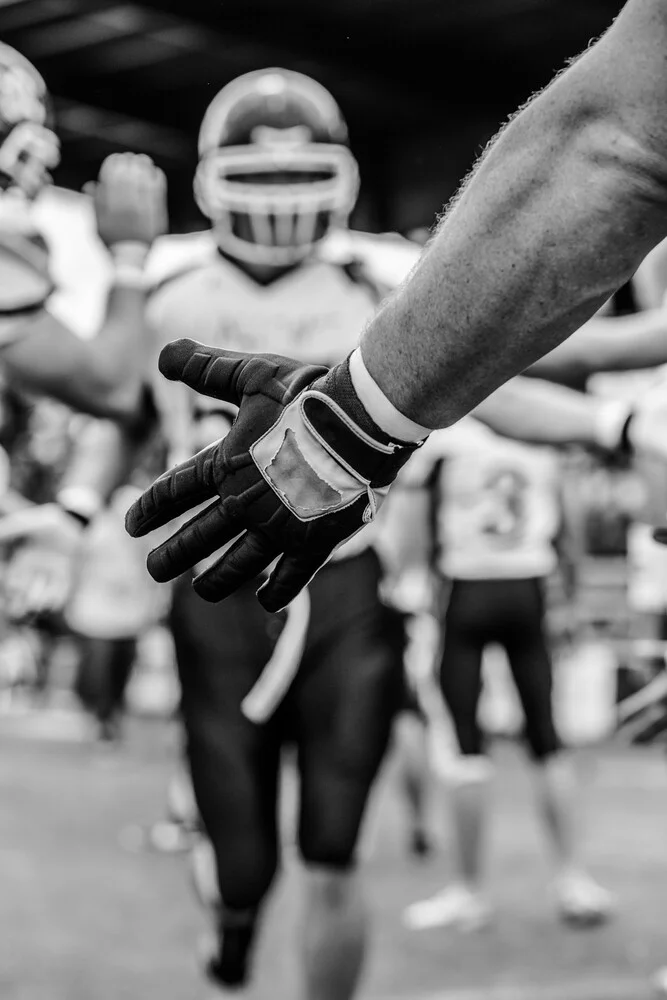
[125,340,417,612]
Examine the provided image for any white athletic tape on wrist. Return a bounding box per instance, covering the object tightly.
[349,348,431,443]
[592,399,632,452]
[110,240,149,288]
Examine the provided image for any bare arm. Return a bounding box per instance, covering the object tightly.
[526,308,667,388]
[0,285,148,422]
[0,153,165,424]
[58,416,150,504]
[361,0,667,427]
[473,377,599,446]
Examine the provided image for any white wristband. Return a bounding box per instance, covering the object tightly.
[110,240,149,288]
[56,485,103,522]
[348,348,431,443]
[592,399,632,451]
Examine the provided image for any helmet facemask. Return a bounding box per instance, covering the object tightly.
[195,128,359,267]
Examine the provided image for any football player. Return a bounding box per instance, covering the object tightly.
[13,69,405,1000]
[125,0,667,607]
[0,41,164,431]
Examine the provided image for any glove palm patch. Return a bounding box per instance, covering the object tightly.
[265,428,342,516]
[251,391,382,522]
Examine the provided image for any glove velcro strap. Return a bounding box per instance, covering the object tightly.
[250,390,416,524]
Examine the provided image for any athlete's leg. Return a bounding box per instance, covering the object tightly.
[293,551,402,1000]
[170,577,283,990]
[404,580,492,932]
[503,578,613,925]
[394,708,433,857]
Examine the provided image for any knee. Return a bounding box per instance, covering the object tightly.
[525,720,561,762]
[299,816,360,870]
[303,863,360,911]
[192,833,279,913]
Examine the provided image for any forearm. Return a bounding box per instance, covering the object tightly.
[527,308,667,387]
[58,416,150,510]
[377,485,432,578]
[474,377,599,446]
[1,285,148,422]
[360,1,667,427]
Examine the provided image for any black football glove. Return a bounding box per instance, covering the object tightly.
[125,339,421,613]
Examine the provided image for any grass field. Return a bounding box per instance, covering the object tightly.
[2,714,667,1000]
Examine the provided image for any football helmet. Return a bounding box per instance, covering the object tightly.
[0,42,59,201]
[194,68,359,266]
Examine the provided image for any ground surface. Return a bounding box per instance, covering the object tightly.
[1,708,667,1000]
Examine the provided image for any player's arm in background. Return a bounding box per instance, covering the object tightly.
[358,0,667,429]
[0,406,158,620]
[0,154,166,424]
[472,374,667,461]
[525,307,667,390]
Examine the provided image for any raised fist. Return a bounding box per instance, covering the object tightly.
[85,152,167,250]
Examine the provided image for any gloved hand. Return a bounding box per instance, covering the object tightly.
[125,340,420,612]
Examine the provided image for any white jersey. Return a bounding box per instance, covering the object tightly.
[403,418,561,580]
[145,230,400,560]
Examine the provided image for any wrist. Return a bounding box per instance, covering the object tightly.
[592,399,633,453]
[109,240,149,288]
[348,348,431,443]
[56,486,104,530]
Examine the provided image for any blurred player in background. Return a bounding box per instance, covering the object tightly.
[148,68,409,1000]
[391,418,613,933]
[0,42,166,696]
[5,69,407,1000]
[0,42,164,424]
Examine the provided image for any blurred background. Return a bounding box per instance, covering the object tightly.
[2,0,622,231]
[5,2,667,1000]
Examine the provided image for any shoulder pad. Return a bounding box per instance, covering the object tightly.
[319,229,421,291]
[0,227,53,313]
[145,231,217,296]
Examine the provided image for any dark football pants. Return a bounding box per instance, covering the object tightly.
[439,577,560,760]
[170,548,404,912]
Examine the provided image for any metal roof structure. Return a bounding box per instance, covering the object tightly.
[1,0,623,230]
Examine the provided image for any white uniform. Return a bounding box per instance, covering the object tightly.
[404,418,561,580]
[145,230,407,560]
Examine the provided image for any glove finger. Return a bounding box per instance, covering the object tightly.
[125,444,217,538]
[256,550,329,613]
[146,499,240,583]
[192,531,279,603]
[158,340,255,404]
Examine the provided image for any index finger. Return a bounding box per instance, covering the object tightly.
[158,340,256,404]
[125,443,217,538]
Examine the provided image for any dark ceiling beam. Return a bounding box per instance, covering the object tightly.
[7,3,156,57]
[0,0,119,34]
[53,96,190,161]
